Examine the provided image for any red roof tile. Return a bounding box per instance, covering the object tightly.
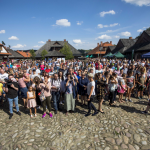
[16,51,31,57]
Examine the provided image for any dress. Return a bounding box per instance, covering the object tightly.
[118,79,126,94]
[96,79,106,100]
[79,78,89,95]
[27,91,37,108]
[32,84,41,106]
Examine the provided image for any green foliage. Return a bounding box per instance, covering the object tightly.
[41,49,48,60]
[2,41,5,45]
[30,49,36,60]
[60,42,74,60]
[8,45,11,48]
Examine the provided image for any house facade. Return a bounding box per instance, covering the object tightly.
[35,39,81,59]
[88,41,114,58]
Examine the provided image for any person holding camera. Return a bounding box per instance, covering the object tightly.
[5,74,21,119]
[51,73,61,114]
[64,73,76,115]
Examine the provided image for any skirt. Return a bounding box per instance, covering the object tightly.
[27,99,37,108]
[118,85,126,94]
[64,94,75,111]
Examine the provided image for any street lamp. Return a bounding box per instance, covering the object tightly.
[99,47,103,60]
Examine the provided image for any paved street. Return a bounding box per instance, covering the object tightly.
[0,96,150,150]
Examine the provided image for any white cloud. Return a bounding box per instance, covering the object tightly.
[8,36,19,40]
[98,23,119,28]
[32,17,36,18]
[0,30,5,34]
[12,44,26,49]
[38,41,45,44]
[96,34,112,40]
[73,39,82,44]
[100,10,116,17]
[115,35,120,38]
[120,31,131,36]
[33,45,41,48]
[137,29,143,32]
[77,21,83,25]
[122,0,150,6]
[54,19,71,27]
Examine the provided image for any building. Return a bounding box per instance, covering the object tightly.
[16,50,31,58]
[105,46,116,55]
[124,31,150,60]
[0,44,12,62]
[35,39,81,59]
[88,41,114,58]
[111,37,137,54]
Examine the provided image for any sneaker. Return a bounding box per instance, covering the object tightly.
[42,113,46,118]
[128,99,132,102]
[31,114,33,118]
[17,111,21,116]
[9,113,13,119]
[35,114,37,117]
[141,111,148,114]
[92,111,99,116]
[49,113,53,117]
[85,113,91,117]
[125,99,128,101]
[138,97,141,99]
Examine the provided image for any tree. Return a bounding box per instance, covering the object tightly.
[2,41,5,45]
[41,49,48,60]
[8,45,11,48]
[30,49,36,60]
[60,43,74,60]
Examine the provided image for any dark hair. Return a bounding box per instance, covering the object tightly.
[122,73,126,77]
[8,74,14,77]
[19,73,23,78]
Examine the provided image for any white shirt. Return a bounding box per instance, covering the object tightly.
[87,81,95,96]
[51,79,61,91]
[36,69,41,75]
[30,74,40,79]
[95,69,103,74]
[0,73,8,81]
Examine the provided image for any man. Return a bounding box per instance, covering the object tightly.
[122,64,128,74]
[89,64,95,77]
[30,69,40,81]
[0,69,8,82]
[51,73,61,114]
[49,67,56,78]
[59,64,67,77]
[5,74,21,119]
[95,66,103,74]
[35,66,41,75]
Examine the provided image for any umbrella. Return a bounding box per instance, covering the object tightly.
[109,52,124,58]
[103,52,113,57]
[142,52,150,58]
[86,55,89,58]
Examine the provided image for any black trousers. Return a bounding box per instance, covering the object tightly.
[87,95,97,113]
[109,91,115,104]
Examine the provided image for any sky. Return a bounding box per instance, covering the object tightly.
[0,0,150,50]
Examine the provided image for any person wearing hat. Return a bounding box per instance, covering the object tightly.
[85,73,98,117]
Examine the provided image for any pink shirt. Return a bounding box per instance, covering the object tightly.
[39,82,51,97]
[18,78,26,88]
[40,65,45,71]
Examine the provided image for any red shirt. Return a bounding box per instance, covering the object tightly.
[45,69,51,73]
[95,63,99,70]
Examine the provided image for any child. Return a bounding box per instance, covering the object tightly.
[27,86,37,118]
[125,70,135,102]
[137,72,146,99]
[118,74,126,103]
[147,78,150,101]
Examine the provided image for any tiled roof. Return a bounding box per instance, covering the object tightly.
[45,50,65,57]
[0,53,12,55]
[35,40,81,56]
[5,48,24,58]
[16,51,31,57]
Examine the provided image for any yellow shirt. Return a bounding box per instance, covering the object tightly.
[0,83,3,93]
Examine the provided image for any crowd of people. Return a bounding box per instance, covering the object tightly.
[0,58,150,119]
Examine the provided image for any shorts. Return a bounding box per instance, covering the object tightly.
[127,84,133,88]
[20,87,28,98]
[138,86,144,91]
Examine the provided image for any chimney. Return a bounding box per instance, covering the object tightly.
[129,37,132,39]
[97,43,99,46]
[101,41,103,45]
[64,39,66,42]
[48,39,51,42]
[110,41,112,44]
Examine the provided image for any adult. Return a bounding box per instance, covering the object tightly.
[5,74,21,119]
[85,73,98,117]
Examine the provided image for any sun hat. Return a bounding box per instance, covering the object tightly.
[88,73,94,78]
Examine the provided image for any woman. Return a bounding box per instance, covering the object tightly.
[76,70,81,102]
[39,75,52,118]
[59,71,65,104]
[64,73,76,115]
[32,76,41,109]
[96,73,108,113]
[18,73,30,109]
[85,73,98,117]
[45,65,51,73]
[79,73,88,106]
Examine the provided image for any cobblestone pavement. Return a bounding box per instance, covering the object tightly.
[0,96,150,150]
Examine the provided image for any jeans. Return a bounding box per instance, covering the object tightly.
[8,96,19,114]
[87,95,97,113]
[113,89,117,101]
[52,91,60,110]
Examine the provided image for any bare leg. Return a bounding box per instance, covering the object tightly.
[146,105,150,112]
[98,99,104,112]
[30,108,32,115]
[34,108,37,114]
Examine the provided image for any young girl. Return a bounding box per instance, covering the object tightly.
[27,86,37,118]
[118,74,126,103]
